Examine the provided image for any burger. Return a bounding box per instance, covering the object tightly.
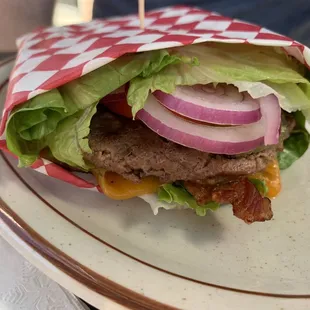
[4,43,310,223]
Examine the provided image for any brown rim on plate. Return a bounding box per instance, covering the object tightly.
[1,60,310,310]
[2,150,310,299]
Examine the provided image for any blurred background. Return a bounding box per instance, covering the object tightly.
[0,0,94,53]
[53,0,93,26]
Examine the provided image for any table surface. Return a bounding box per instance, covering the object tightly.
[0,234,91,310]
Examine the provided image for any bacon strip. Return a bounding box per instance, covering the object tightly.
[185,178,273,224]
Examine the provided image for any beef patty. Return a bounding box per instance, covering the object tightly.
[84,106,295,184]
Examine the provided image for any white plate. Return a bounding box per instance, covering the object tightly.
[1,59,310,310]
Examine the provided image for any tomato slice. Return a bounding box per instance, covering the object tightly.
[250,159,281,198]
[96,171,160,200]
[101,96,133,118]
[100,85,133,118]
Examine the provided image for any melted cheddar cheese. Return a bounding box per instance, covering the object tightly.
[250,159,281,198]
[95,159,281,200]
[96,171,160,200]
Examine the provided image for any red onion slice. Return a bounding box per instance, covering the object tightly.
[259,94,281,145]
[137,95,266,155]
[153,84,262,125]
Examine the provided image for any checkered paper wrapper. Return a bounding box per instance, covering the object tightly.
[1,5,310,192]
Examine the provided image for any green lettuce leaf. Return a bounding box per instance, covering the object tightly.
[6,49,185,168]
[127,43,310,116]
[278,111,310,170]
[249,178,269,196]
[6,42,310,171]
[5,89,67,167]
[140,193,189,215]
[158,183,220,216]
[46,103,97,170]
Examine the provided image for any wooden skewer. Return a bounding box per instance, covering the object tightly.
[138,0,145,29]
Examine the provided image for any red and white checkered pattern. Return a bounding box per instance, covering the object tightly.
[1,5,310,190]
